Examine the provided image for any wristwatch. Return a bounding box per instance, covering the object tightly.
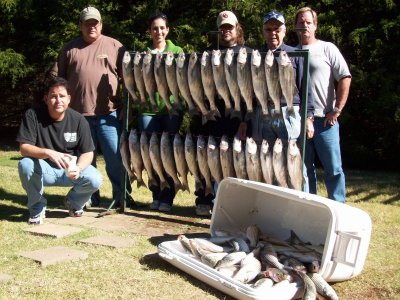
[333,107,342,115]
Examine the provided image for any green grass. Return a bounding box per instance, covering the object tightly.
[0,150,399,299]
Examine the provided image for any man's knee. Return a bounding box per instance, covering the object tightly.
[18,157,35,177]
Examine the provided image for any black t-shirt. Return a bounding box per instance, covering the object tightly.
[17,105,94,167]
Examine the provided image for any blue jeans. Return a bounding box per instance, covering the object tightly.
[85,111,130,202]
[138,113,183,205]
[18,157,102,218]
[304,117,346,202]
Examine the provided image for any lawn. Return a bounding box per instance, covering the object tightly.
[0,149,399,299]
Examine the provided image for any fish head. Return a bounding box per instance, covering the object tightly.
[177,52,186,68]
[122,51,131,65]
[251,49,261,67]
[220,135,229,151]
[261,139,269,153]
[197,135,206,149]
[150,131,159,145]
[173,133,182,145]
[265,49,274,67]
[224,48,234,65]
[155,52,162,67]
[143,52,152,64]
[288,140,300,156]
[165,52,174,66]
[233,136,242,152]
[237,47,247,64]
[278,50,291,66]
[212,49,221,66]
[207,135,217,150]
[273,138,283,153]
[201,51,209,67]
[246,137,257,154]
[133,52,142,65]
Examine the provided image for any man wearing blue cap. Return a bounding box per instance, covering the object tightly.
[257,11,315,191]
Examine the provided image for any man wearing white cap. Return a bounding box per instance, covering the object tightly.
[52,7,133,208]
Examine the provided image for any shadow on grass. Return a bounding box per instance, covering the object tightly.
[139,251,235,300]
[124,209,209,231]
[0,187,86,222]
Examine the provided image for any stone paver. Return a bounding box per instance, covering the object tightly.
[23,223,82,238]
[18,246,88,267]
[78,235,136,248]
[0,273,12,284]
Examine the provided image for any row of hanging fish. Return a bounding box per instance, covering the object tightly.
[120,129,303,193]
[122,48,297,124]
[177,225,338,300]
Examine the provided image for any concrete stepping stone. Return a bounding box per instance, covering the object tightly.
[18,246,88,267]
[78,235,136,249]
[0,273,12,284]
[23,224,82,238]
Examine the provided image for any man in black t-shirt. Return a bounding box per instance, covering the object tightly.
[17,77,102,224]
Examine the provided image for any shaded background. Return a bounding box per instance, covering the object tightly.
[1,0,399,170]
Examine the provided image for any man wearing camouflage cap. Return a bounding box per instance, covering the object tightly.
[52,7,133,208]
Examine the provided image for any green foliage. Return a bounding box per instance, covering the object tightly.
[0,49,32,87]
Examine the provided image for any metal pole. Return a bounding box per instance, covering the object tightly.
[120,90,129,213]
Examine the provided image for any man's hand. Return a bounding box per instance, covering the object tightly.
[45,149,72,169]
[324,111,340,127]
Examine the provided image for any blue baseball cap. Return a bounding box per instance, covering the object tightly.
[263,11,285,24]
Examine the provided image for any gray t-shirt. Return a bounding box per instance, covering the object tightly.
[301,40,351,117]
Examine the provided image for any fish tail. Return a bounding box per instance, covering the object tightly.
[245,111,254,121]
[286,107,295,117]
[188,107,200,117]
[182,180,191,193]
[168,107,180,118]
[194,178,204,191]
[136,178,147,189]
[160,179,170,191]
[230,110,242,120]
[148,177,158,189]
[212,109,221,119]
[224,107,232,117]
[205,183,214,196]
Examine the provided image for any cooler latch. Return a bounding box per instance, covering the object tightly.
[332,231,362,267]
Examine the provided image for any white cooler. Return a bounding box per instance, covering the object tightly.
[158,178,372,299]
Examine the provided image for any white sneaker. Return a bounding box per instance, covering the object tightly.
[28,215,43,225]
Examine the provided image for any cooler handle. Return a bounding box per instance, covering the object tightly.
[332,231,362,267]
